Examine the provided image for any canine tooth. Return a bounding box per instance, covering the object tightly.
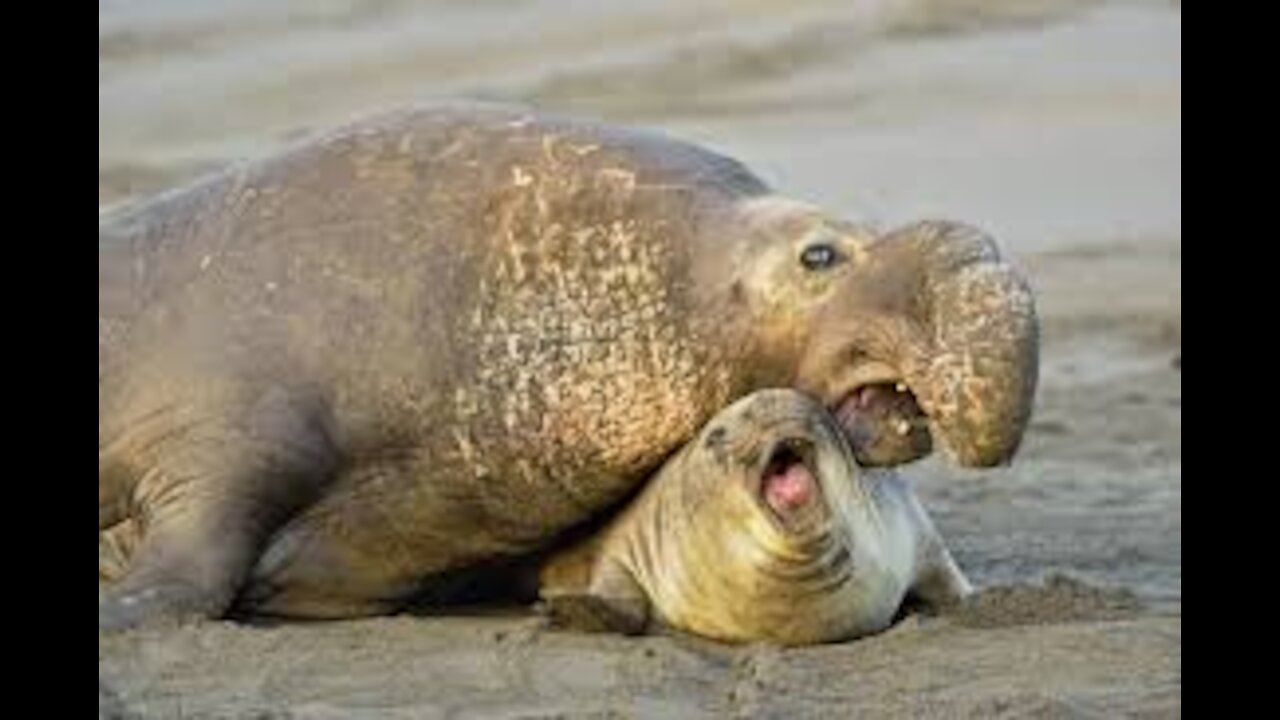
[895,419,911,436]
[894,382,908,393]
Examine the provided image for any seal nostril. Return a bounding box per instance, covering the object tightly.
[704,427,727,449]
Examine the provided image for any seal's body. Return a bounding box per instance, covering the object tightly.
[540,390,971,645]
[99,103,1035,628]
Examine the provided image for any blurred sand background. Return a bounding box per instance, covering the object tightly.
[99,0,1181,717]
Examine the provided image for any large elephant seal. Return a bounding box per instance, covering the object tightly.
[99,102,1036,628]
[539,389,971,645]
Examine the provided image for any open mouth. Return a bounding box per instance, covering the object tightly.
[831,381,931,466]
[760,439,823,524]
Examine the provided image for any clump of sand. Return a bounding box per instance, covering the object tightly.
[946,574,1144,628]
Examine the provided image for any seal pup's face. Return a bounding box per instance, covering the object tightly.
[622,389,921,645]
[723,198,1038,470]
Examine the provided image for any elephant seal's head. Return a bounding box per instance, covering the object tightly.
[706,198,1038,468]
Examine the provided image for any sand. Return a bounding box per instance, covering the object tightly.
[99,583,1177,718]
[99,0,1181,717]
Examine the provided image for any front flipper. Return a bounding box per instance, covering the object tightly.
[99,519,141,583]
[99,391,335,631]
[538,538,651,636]
[540,590,651,635]
[907,537,974,611]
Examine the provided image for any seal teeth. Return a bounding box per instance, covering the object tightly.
[894,382,908,394]
[894,419,912,436]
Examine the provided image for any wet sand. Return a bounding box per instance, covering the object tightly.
[99,0,1181,717]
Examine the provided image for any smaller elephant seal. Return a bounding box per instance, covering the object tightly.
[539,389,972,646]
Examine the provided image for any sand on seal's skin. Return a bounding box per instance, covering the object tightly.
[99,0,1180,717]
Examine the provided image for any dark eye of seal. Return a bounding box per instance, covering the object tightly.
[799,243,842,271]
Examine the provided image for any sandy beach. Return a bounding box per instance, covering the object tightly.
[99,0,1181,716]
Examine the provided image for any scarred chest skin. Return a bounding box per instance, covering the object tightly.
[438,129,759,529]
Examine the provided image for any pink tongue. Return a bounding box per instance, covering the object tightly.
[764,462,816,513]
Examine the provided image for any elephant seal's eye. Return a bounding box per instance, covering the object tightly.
[800,243,841,271]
